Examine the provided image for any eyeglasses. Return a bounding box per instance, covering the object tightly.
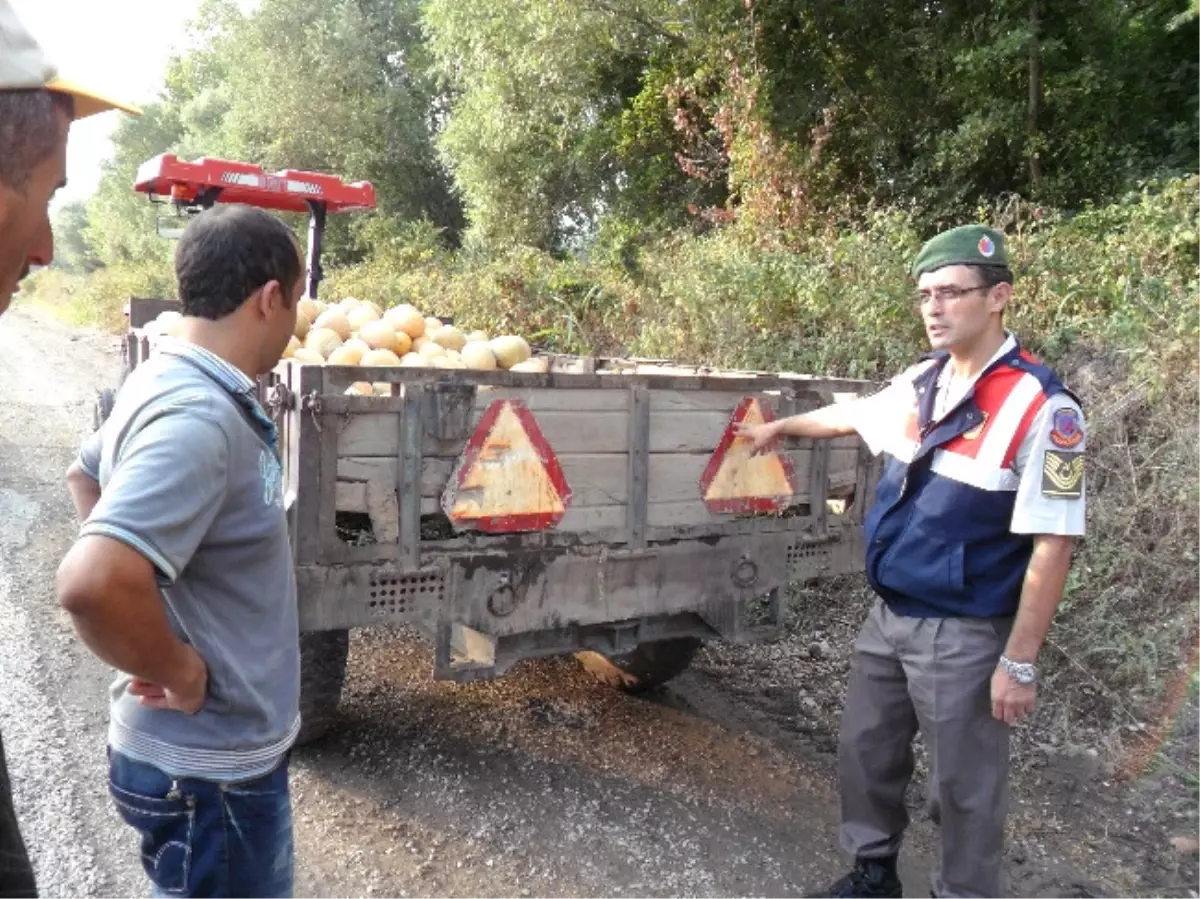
[912,284,993,310]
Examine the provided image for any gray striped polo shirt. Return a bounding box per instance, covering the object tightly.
[76,337,300,781]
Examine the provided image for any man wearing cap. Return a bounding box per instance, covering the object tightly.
[739,224,1086,898]
[0,2,140,896]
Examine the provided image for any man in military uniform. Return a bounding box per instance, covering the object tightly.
[740,224,1086,898]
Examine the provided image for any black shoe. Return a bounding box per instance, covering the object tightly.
[807,855,903,898]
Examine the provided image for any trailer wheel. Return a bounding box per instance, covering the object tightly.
[295,628,350,746]
[93,388,116,431]
[575,637,702,693]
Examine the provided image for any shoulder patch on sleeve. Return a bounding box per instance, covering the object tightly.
[1049,406,1084,448]
[1042,449,1084,498]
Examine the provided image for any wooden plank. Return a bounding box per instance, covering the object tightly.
[471,387,628,412]
[649,390,786,414]
[647,412,733,453]
[317,397,346,562]
[627,385,650,548]
[338,453,626,509]
[335,482,438,517]
[293,364,325,564]
[808,438,831,537]
[285,357,880,397]
[554,504,626,535]
[126,297,180,328]
[336,397,871,458]
[367,479,400,543]
[339,410,632,457]
[336,447,857,511]
[397,383,425,570]
[338,455,453,489]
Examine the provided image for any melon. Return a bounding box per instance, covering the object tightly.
[314,309,352,341]
[337,296,360,311]
[399,352,426,367]
[347,304,381,331]
[345,381,374,396]
[294,313,311,339]
[359,320,407,355]
[298,298,320,321]
[283,335,301,359]
[490,335,532,369]
[509,357,550,373]
[430,325,467,352]
[361,348,402,367]
[165,318,186,338]
[327,344,364,366]
[372,383,392,396]
[384,304,426,339]
[304,327,343,359]
[461,342,498,371]
[440,353,467,370]
[424,316,443,333]
[465,330,489,344]
[344,337,372,357]
[291,347,326,365]
[418,341,446,359]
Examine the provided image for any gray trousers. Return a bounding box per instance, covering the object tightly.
[838,600,1012,898]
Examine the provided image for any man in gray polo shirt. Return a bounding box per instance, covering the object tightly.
[57,204,303,898]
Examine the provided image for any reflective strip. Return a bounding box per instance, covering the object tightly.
[885,437,919,464]
[975,372,1045,469]
[930,448,1020,492]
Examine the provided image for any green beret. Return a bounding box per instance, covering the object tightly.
[911,224,1009,277]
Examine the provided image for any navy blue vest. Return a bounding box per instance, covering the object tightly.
[863,342,1076,619]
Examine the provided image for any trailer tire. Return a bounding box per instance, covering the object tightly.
[575,637,702,693]
[295,628,350,746]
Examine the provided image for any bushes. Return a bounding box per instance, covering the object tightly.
[17,261,175,332]
[28,174,1198,734]
[324,174,1200,732]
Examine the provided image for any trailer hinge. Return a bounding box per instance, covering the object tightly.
[265,383,294,421]
[300,390,323,432]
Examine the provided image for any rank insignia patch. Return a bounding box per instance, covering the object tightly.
[962,410,988,440]
[1042,450,1084,498]
[1049,407,1084,448]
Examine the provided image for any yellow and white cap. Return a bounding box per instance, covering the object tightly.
[0,0,140,119]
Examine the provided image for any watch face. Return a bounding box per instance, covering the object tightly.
[1005,659,1036,683]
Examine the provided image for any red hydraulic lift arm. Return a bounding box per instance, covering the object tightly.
[133,153,377,299]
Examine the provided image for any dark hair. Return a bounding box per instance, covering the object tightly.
[971,264,1014,287]
[0,89,73,190]
[174,204,303,320]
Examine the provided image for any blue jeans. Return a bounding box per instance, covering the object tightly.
[106,748,293,898]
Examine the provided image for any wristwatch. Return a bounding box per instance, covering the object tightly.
[999,654,1037,685]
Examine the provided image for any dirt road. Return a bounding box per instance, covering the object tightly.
[0,305,1194,898]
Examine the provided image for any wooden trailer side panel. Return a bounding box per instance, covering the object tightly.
[314,379,867,557]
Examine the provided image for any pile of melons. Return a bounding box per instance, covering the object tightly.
[282,297,547,380]
[138,298,550,398]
